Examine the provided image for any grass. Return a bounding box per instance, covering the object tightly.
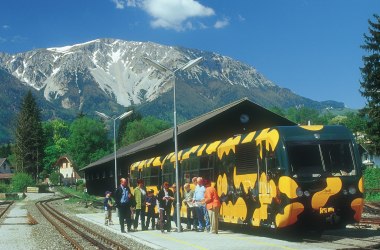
[57,186,102,204]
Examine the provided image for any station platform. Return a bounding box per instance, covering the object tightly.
[76,211,312,250]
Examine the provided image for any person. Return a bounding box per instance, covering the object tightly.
[133,179,147,230]
[183,183,197,230]
[103,191,114,226]
[157,182,174,233]
[114,178,133,233]
[145,189,157,230]
[191,177,198,230]
[204,179,221,234]
[192,177,198,188]
[193,177,210,232]
[172,183,183,231]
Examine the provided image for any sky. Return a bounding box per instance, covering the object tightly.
[0,0,379,109]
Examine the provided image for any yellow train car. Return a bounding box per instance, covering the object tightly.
[129,125,364,230]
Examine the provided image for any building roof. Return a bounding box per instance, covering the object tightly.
[0,158,6,166]
[0,173,13,179]
[81,98,295,171]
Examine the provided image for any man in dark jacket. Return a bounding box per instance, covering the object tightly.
[157,181,174,232]
[114,178,133,233]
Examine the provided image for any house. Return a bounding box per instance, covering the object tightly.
[54,156,81,186]
[0,158,14,184]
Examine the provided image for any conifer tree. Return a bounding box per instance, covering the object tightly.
[14,90,44,179]
[360,14,380,154]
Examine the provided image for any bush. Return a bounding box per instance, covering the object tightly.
[0,182,10,193]
[49,172,60,185]
[11,173,35,192]
[364,167,380,201]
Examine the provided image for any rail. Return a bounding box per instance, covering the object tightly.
[0,201,13,219]
[36,197,129,250]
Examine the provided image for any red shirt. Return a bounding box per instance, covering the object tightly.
[204,186,221,210]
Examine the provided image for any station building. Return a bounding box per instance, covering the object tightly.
[81,98,296,195]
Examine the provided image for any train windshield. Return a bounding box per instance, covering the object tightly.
[287,140,356,178]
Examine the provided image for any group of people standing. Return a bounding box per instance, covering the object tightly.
[185,177,221,234]
[104,176,221,234]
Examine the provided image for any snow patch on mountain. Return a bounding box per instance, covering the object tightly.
[0,38,279,109]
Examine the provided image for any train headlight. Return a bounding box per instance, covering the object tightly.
[348,186,356,195]
[296,187,303,197]
[303,190,310,197]
[343,189,348,195]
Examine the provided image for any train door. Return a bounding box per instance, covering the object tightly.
[234,142,260,225]
[253,140,279,227]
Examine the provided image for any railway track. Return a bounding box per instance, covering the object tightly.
[360,202,380,227]
[36,197,129,250]
[0,201,13,219]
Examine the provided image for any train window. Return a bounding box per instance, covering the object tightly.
[287,141,356,178]
[287,142,324,177]
[236,143,259,174]
[130,168,140,187]
[109,169,113,177]
[162,161,175,184]
[142,166,160,186]
[219,151,235,176]
[320,141,356,176]
[199,154,215,181]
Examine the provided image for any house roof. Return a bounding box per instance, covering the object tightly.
[53,155,74,167]
[0,173,13,179]
[0,158,6,166]
[81,98,296,171]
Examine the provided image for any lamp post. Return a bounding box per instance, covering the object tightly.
[95,110,133,189]
[142,56,203,232]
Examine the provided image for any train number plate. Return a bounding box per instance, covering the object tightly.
[319,207,335,214]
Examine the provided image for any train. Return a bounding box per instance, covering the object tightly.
[129,125,364,230]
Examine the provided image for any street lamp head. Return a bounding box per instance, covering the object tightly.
[95,111,110,120]
[142,57,171,73]
[118,110,133,120]
[180,57,203,71]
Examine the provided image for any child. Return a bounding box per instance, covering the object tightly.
[145,189,157,230]
[103,191,113,226]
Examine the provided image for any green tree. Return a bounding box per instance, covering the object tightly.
[117,107,142,146]
[68,116,111,170]
[360,14,380,154]
[42,119,69,177]
[14,90,44,179]
[268,106,286,117]
[120,116,170,146]
[49,172,60,185]
[285,106,321,125]
[0,143,12,158]
[343,112,367,142]
[11,172,35,192]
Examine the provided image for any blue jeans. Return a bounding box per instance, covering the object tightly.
[196,205,210,230]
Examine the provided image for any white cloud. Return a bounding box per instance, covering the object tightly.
[238,14,245,22]
[126,0,215,31]
[111,0,126,9]
[214,18,229,29]
[2,25,10,29]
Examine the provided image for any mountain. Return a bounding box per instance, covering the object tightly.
[0,38,344,143]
